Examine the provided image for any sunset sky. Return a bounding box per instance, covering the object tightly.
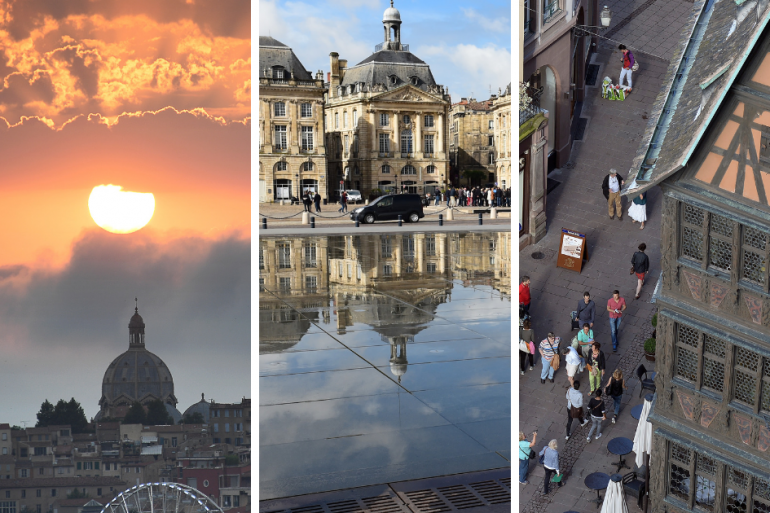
[0,0,250,425]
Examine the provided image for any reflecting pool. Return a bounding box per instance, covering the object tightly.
[259,231,511,499]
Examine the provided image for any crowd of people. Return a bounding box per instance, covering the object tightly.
[427,185,511,207]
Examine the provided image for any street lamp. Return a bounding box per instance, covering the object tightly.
[600,6,612,27]
[574,6,612,37]
[295,173,299,201]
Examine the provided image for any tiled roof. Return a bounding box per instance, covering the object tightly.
[623,1,770,195]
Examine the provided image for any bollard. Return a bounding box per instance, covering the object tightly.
[280,199,285,206]
[490,207,497,219]
[398,214,402,227]
[355,218,360,228]
[323,198,327,205]
[478,213,483,225]
[438,214,443,226]
[310,217,315,228]
[262,218,267,229]
[301,212,310,225]
[446,208,454,221]
[365,199,369,205]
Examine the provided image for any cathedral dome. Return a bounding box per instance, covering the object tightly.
[97,305,180,422]
[383,4,401,23]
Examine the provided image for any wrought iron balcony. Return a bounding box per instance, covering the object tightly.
[423,153,434,158]
[375,42,409,52]
[379,152,393,158]
[520,85,546,126]
[401,152,413,158]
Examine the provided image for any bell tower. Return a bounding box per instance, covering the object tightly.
[382,1,403,51]
[128,298,146,348]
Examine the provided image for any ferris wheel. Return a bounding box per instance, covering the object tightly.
[101,482,223,513]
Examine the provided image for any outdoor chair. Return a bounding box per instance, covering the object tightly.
[622,471,646,508]
[636,364,656,398]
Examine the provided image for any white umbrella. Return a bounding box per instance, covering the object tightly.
[632,397,653,468]
[601,474,629,513]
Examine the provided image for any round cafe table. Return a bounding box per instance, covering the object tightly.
[607,436,634,472]
[631,404,644,420]
[584,472,610,508]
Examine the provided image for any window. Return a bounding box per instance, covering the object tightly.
[335,112,339,129]
[274,68,284,79]
[488,135,494,146]
[424,115,434,127]
[277,243,291,269]
[681,203,705,261]
[382,165,390,174]
[742,226,769,286]
[694,454,716,511]
[172,437,177,447]
[381,236,393,258]
[275,161,287,172]
[708,213,734,273]
[401,130,413,155]
[274,102,286,117]
[343,111,348,128]
[301,126,314,151]
[1,449,5,455]
[353,110,358,127]
[301,103,312,117]
[225,423,230,433]
[402,236,415,259]
[668,442,691,502]
[379,133,390,154]
[673,323,725,398]
[733,345,770,412]
[344,135,349,154]
[380,113,389,126]
[489,153,495,164]
[278,277,291,292]
[21,491,25,498]
[34,447,45,456]
[104,463,110,471]
[424,135,434,154]
[303,243,317,268]
[489,120,494,130]
[1,434,5,441]
[274,125,287,150]
[383,265,392,276]
[402,165,416,175]
[0,502,15,513]
[38,467,44,475]
[36,506,40,513]
[51,489,56,497]
[427,263,437,273]
[403,115,410,124]
[20,470,28,478]
[426,165,436,174]
[223,496,231,508]
[36,490,41,498]
[356,265,361,280]
[97,488,102,496]
[354,166,360,175]
[233,496,240,507]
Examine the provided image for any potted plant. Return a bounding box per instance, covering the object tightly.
[644,337,656,362]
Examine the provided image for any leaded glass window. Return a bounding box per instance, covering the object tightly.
[682,204,705,261]
[695,454,717,511]
[742,226,769,287]
[676,324,701,383]
[669,443,691,501]
[703,335,725,394]
[734,346,761,407]
[709,213,735,272]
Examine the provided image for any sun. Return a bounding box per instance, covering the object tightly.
[88,185,155,234]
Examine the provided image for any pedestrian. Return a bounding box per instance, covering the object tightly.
[314,192,322,212]
[519,431,537,484]
[586,389,607,442]
[519,276,531,318]
[539,332,560,384]
[338,191,348,213]
[602,169,625,220]
[435,191,441,206]
[539,440,562,494]
[628,191,647,229]
[632,242,650,299]
[587,342,606,395]
[573,291,596,330]
[303,191,312,212]
[604,369,628,424]
[520,319,535,375]
[607,290,627,353]
[576,323,594,372]
[562,345,581,386]
[618,44,635,93]
[487,188,493,207]
[566,379,589,441]
[446,188,451,207]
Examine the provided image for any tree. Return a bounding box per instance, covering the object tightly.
[122,402,146,425]
[182,412,205,425]
[35,398,88,434]
[225,454,240,466]
[36,400,55,427]
[462,169,487,186]
[145,400,174,426]
[67,489,89,499]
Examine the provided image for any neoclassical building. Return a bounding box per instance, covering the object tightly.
[449,97,496,187]
[324,2,451,199]
[491,83,512,190]
[258,36,327,203]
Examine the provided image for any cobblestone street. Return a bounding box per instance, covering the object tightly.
[518,22,682,511]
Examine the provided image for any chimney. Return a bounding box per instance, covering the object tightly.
[339,59,347,81]
[329,52,340,97]
[461,97,467,103]
[327,72,330,83]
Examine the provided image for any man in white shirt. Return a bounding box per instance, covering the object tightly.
[566,380,589,441]
[601,168,625,220]
[563,345,582,386]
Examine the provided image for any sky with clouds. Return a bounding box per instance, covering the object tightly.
[0,0,250,424]
[259,0,512,102]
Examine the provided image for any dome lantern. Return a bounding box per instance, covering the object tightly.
[382,1,403,51]
[128,298,146,348]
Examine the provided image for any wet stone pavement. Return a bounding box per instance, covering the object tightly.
[259,231,512,501]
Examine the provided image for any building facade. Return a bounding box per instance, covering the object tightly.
[518,102,548,249]
[324,2,450,199]
[621,5,770,512]
[258,36,327,203]
[491,83,512,191]
[449,98,496,187]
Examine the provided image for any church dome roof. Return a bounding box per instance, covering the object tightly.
[383,5,401,22]
[129,311,145,329]
[183,393,211,420]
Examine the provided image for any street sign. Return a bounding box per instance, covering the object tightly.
[556,228,588,273]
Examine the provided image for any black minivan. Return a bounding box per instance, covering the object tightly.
[350,194,425,224]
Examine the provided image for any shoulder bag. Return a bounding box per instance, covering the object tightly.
[519,340,529,352]
[550,341,560,371]
[539,450,546,465]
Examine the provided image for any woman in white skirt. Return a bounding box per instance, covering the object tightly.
[628,192,647,229]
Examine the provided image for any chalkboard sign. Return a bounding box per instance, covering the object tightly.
[557,228,588,273]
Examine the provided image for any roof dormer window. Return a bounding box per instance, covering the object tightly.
[337,86,343,96]
[389,75,398,85]
[272,66,285,80]
[409,76,419,86]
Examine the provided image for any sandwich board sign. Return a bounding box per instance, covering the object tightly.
[556,228,588,273]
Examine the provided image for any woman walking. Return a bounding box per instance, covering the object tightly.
[519,431,537,484]
[539,333,560,384]
[628,192,647,229]
[632,243,650,299]
[539,440,562,494]
[519,319,535,375]
[586,389,606,443]
[587,342,606,395]
[604,369,629,424]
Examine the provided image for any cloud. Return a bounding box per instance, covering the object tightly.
[0,229,250,423]
[460,8,509,33]
[417,43,511,99]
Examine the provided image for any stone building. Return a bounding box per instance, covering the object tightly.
[449,98,496,187]
[622,5,770,512]
[325,1,451,199]
[491,83,512,191]
[258,36,327,203]
[519,99,548,249]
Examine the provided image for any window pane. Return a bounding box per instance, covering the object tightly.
[745,226,768,250]
[709,237,733,271]
[702,358,724,392]
[669,463,690,501]
[695,475,716,511]
[736,347,760,371]
[711,214,734,237]
[684,204,705,226]
[679,325,700,348]
[704,335,725,357]
[743,249,766,285]
[734,369,757,405]
[676,347,698,382]
[683,227,704,260]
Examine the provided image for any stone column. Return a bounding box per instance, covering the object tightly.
[415,114,422,155]
[438,113,444,153]
[371,109,378,157]
[393,112,399,155]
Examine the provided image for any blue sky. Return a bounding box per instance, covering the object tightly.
[259,0,512,102]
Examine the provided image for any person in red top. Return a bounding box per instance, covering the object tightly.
[618,44,635,92]
[607,290,627,353]
[520,276,531,318]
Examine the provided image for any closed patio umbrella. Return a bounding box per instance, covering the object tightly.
[601,474,629,513]
[632,396,653,468]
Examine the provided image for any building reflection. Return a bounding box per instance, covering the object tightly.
[258,232,511,377]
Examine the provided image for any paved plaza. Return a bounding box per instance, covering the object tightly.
[259,231,511,507]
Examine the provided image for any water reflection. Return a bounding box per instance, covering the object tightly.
[258,231,511,499]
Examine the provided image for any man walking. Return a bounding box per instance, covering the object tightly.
[607,290,627,352]
[587,342,606,395]
[574,291,596,329]
[566,380,589,441]
[314,191,322,212]
[338,191,348,213]
[618,44,635,92]
[602,169,625,220]
[519,276,531,319]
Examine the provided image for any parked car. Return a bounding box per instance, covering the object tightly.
[345,190,363,203]
[350,194,424,224]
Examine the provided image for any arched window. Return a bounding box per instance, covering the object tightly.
[402,165,416,175]
[274,102,286,117]
[426,165,436,174]
[275,161,287,172]
[382,165,391,174]
[400,130,413,155]
[301,162,314,172]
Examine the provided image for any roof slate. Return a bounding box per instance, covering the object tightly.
[340,50,437,92]
[258,37,313,81]
[623,0,770,195]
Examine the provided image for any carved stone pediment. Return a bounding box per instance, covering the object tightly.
[375,85,438,103]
